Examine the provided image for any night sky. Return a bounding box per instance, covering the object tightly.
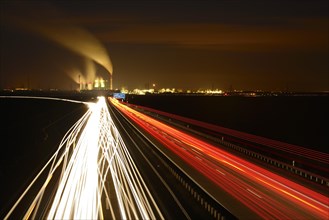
[1,0,328,91]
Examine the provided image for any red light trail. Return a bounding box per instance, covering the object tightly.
[125,103,329,173]
[111,98,329,219]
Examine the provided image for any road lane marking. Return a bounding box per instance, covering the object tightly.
[247,188,262,199]
[195,156,202,161]
[191,148,202,155]
[216,169,226,175]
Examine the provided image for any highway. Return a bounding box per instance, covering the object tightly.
[123,102,329,178]
[3,95,328,219]
[107,97,232,219]
[4,96,233,220]
[110,97,329,219]
[4,97,164,220]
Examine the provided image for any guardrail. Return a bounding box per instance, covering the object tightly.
[109,100,237,219]
[215,137,329,187]
[135,106,329,188]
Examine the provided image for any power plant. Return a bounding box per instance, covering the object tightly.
[79,76,111,91]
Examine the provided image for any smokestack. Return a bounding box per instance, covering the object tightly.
[110,74,113,90]
[78,74,81,91]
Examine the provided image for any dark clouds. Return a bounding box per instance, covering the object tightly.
[95,19,328,52]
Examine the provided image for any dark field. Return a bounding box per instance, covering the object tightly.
[126,94,329,154]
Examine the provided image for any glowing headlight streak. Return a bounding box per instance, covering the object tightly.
[4,96,163,220]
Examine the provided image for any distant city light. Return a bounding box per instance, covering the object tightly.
[125,87,225,95]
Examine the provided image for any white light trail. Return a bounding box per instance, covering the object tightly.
[4,96,163,220]
[0,95,90,105]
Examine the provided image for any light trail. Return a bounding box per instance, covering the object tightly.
[4,96,163,220]
[0,95,90,105]
[111,98,329,219]
[125,102,329,173]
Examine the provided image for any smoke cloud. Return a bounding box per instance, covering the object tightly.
[3,2,113,89]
